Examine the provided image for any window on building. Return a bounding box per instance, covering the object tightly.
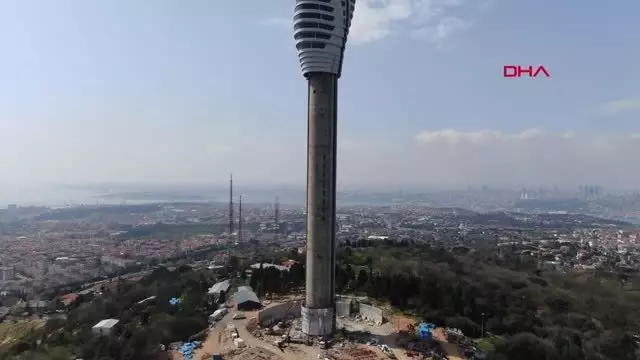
[296,41,327,50]
[295,22,318,30]
[319,23,335,30]
[294,32,331,40]
[295,22,335,31]
[295,3,334,12]
[294,12,321,20]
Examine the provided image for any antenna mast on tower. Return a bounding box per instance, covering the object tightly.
[228,174,234,260]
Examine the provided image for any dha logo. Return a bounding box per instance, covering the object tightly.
[503,65,550,78]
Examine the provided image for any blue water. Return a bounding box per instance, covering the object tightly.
[0,186,112,207]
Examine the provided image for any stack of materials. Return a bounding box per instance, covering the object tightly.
[417,322,435,340]
[180,341,201,360]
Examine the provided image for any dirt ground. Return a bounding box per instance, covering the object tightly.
[166,350,184,360]
[330,344,386,360]
[337,317,409,360]
[184,303,425,360]
[432,327,464,360]
[391,315,416,332]
[192,309,311,360]
[232,347,283,360]
[193,326,225,359]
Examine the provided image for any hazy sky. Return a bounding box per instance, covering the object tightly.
[1,0,639,190]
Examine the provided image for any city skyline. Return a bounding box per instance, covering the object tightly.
[1,1,639,189]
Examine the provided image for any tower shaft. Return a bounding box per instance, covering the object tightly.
[302,72,338,336]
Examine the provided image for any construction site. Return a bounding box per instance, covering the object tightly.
[173,294,474,360]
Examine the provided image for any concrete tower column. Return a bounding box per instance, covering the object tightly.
[301,72,338,336]
[293,0,356,338]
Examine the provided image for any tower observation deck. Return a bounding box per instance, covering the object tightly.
[293,0,356,337]
[294,0,355,77]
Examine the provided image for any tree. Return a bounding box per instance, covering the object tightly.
[249,268,260,294]
[597,330,639,360]
[355,269,368,291]
[366,255,373,279]
[500,333,558,360]
[228,256,239,272]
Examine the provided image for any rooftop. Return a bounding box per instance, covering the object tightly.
[93,318,119,329]
[249,263,289,272]
[208,279,230,295]
[234,286,260,304]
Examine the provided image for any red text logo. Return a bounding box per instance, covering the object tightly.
[503,65,550,78]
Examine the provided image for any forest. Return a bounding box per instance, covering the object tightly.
[1,266,221,360]
[335,240,640,360]
[2,239,639,360]
[248,240,640,360]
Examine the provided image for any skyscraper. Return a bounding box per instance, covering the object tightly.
[293,0,356,337]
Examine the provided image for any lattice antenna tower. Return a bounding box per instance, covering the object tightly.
[274,196,280,242]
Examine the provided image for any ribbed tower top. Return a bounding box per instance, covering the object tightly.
[293,0,356,78]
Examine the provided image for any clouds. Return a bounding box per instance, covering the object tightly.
[349,0,485,46]
[415,129,571,144]
[595,98,640,115]
[4,124,640,190]
[267,0,489,48]
[286,128,638,190]
[348,0,412,44]
[404,129,640,188]
[410,17,473,49]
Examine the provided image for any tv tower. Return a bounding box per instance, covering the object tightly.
[294,0,356,337]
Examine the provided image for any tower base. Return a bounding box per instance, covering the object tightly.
[301,306,334,336]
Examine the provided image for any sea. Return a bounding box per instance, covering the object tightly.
[0,187,127,208]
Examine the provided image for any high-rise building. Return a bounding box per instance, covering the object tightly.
[0,266,15,281]
[293,0,356,337]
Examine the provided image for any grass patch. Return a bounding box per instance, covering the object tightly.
[475,337,496,353]
[0,320,44,347]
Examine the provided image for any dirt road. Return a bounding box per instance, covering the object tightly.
[193,308,412,360]
[232,316,312,360]
[337,318,409,360]
[192,313,231,359]
[193,310,305,360]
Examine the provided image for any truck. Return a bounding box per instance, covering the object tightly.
[209,308,228,322]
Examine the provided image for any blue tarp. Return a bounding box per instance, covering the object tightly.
[180,341,201,360]
[418,322,435,339]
